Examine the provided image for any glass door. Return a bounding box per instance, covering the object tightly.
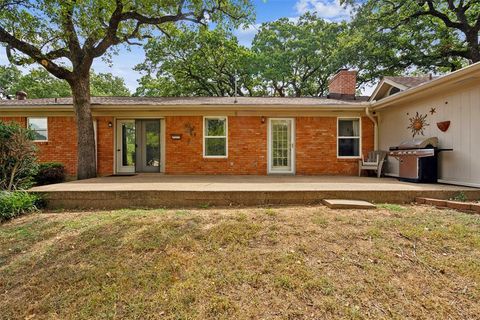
[268,118,295,174]
[116,120,136,174]
[136,120,161,173]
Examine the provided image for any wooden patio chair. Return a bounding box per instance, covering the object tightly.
[358,150,388,178]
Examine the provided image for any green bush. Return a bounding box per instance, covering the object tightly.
[0,121,38,190]
[0,191,41,222]
[35,162,66,185]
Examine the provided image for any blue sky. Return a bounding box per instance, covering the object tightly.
[0,0,353,93]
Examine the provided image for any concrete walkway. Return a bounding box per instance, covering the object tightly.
[30,175,480,209]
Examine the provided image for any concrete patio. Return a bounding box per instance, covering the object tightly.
[30,174,480,209]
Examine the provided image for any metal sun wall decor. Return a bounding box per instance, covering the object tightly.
[407,112,430,137]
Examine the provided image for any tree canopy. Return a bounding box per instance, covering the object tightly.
[135,27,258,97]
[342,0,479,74]
[0,66,130,98]
[136,13,348,97]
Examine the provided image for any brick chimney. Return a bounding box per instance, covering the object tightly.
[15,91,27,100]
[328,69,357,100]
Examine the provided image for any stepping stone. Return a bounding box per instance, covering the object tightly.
[322,199,376,209]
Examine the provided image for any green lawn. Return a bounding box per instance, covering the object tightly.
[1,205,479,319]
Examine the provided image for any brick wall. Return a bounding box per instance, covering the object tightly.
[96,116,114,176]
[165,116,374,175]
[165,116,267,174]
[0,116,114,176]
[2,115,375,176]
[296,117,374,175]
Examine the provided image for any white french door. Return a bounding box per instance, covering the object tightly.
[116,120,136,174]
[268,118,295,174]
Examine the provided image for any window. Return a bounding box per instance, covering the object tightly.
[338,118,360,158]
[28,117,48,141]
[204,117,227,157]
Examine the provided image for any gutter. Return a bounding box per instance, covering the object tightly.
[365,106,378,150]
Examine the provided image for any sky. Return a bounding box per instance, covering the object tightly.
[0,0,354,94]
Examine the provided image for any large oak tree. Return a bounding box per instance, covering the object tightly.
[343,0,480,65]
[0,0,252,179]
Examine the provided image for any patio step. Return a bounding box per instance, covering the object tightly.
[322,199,376,209]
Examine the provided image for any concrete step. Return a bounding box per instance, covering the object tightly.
[322,199,376,209]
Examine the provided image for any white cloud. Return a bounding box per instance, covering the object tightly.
[295,0,353,21]
[234,23,261,47]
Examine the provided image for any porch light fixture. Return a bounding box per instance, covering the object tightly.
[108,121,113,128]
[261,116,266,124]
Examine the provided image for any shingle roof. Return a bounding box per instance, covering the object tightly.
[383,76,434,88]
[0,96,369,107]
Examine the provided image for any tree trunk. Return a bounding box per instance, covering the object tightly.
[69,75,97,180]
[466,31,480,62]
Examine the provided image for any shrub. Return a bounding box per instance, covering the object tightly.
[0,121,38,190]
[35,162,66,185]
[0,191,41,222]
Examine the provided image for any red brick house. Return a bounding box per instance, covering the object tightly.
[0,69,375,177]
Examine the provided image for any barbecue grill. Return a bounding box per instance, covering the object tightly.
[389,137,452,183]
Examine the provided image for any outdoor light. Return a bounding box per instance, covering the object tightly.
[261,116,266,124]
[108,121,113,128]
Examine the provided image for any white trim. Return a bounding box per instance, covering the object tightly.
[438,179,480,189]
[267,118,296,175]
[369,78,408,102]
[115,119,136,174]
[27,117,48,142]
[337,117,362,159]
[203,116,228,158]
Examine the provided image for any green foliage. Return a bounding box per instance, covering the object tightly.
[90,73,130,97]
[252,13,346,97]
[135,27,259,97]
[0,121,38,191]
[451,192,468,203]
[341,0,476,84]
[0,66,130,98]
[136,14,348,97]
[34,162,67,186]
[0,191,40,222]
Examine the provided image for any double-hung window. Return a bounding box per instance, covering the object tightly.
[28,117,48,141]
[338,118,360,158]
[204,117,227,157]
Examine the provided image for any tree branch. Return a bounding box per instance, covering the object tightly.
[0,26,72,80]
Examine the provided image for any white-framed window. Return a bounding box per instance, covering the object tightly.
[203,116,228,158]
[27,117,48,141]
[337,118,361,158]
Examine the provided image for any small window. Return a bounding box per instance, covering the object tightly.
[338,118,360,158]
[204,117,227,157]
[28,117,48,141]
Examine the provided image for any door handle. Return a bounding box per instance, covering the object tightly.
[117,149,121,152]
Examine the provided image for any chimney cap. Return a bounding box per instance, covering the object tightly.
[15,91,27,100]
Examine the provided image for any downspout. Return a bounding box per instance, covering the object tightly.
[366,106,378,150]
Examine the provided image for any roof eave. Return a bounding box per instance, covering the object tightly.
[371,61,480,110]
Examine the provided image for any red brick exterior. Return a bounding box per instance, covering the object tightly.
[328,70,357,97]
[0,116,114,176]
[1,115,375,176]
[165,116,267,174]
[296,117,374,175]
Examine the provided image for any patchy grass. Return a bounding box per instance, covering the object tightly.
[1,205,479,319]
